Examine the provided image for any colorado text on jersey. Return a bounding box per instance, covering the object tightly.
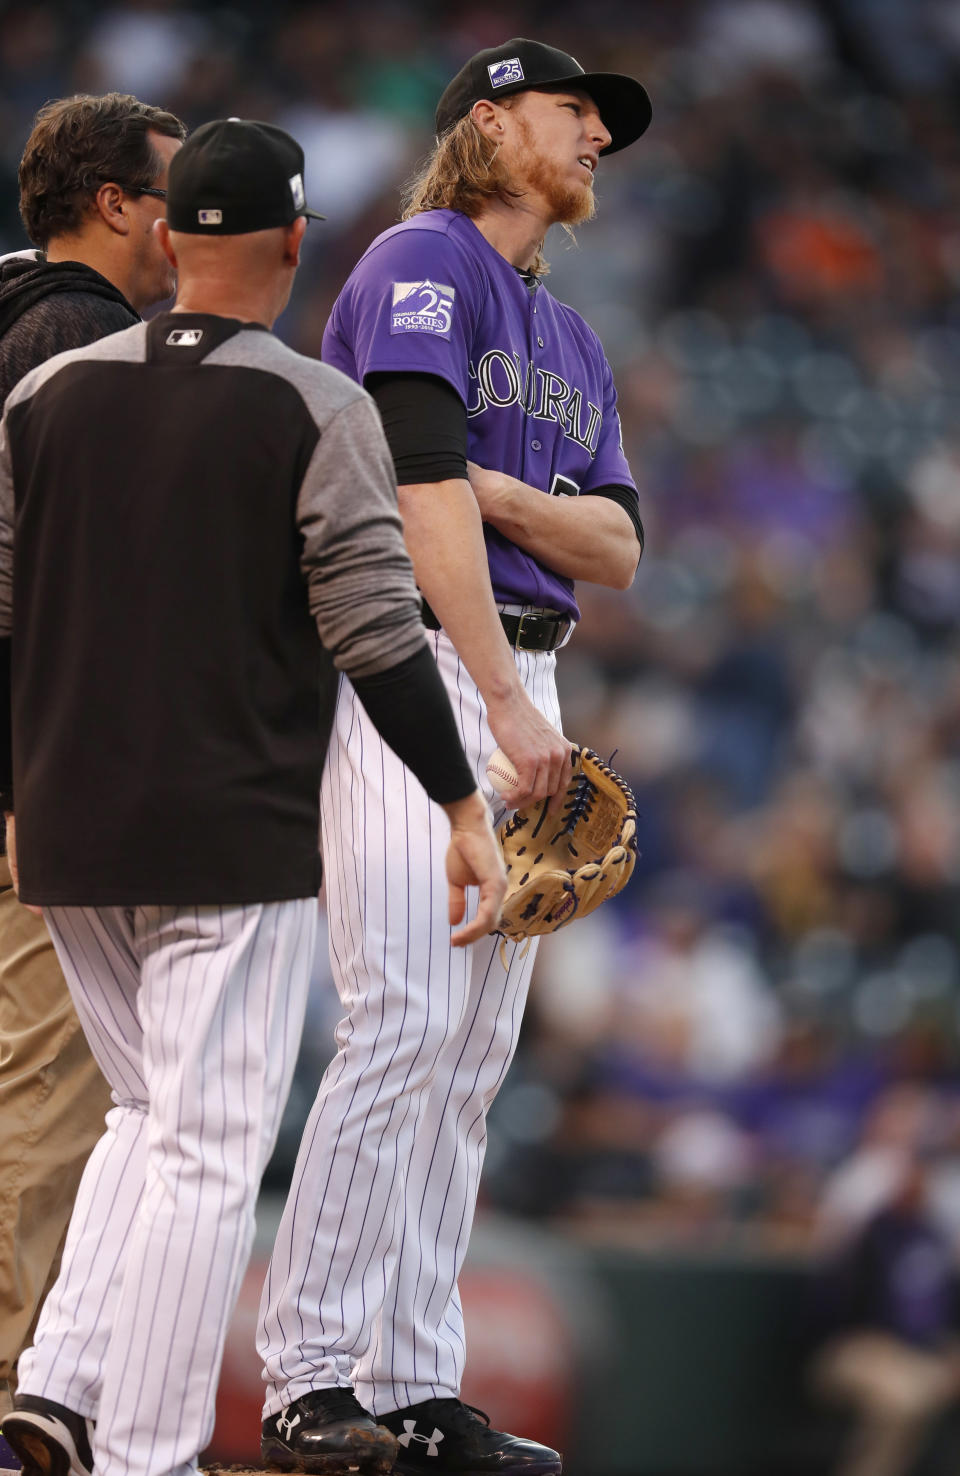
[466,347,603,456]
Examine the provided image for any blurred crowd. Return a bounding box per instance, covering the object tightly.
[3,0,960,1254]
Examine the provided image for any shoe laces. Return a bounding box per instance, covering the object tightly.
[425,1399,491,1432]
[299,1387,369,1423]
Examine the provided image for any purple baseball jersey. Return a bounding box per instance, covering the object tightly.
[322,208,638,621]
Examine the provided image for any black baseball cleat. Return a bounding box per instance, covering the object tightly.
[1,1396,94,1476]
[261,1387,399,1474]
[379,1398,562,1474]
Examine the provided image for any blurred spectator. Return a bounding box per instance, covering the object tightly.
[808,1155,960,1476]
[607,871,783,1082]
[816,1086,945,1247]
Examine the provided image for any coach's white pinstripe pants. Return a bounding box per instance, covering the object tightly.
[16,900,316,1476]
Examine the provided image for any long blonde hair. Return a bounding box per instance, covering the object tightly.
[401,111,550,277]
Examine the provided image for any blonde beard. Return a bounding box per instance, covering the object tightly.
[505,115,597,227]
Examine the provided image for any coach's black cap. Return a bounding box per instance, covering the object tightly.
[435,38,652,156]
[167,118,325,234]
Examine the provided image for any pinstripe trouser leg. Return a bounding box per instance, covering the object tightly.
[259,640,560,1416]
[356,644,558,1413]
[355,927,540,1413]
[16,900,316,1476]
[259,679,477,1413]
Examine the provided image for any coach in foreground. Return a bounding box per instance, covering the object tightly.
[259,36,650,1476]
[0,118,504,1476]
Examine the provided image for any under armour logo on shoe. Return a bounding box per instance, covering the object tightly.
[276,1411,301,1441]
[398,1421,445,1457]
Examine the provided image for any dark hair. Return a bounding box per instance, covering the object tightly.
[19,92,186,247]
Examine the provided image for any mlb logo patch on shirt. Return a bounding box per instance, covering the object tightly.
[390,280,455,337]
[166,328,204,347]
[488,57,524,87]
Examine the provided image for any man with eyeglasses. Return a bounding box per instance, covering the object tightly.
[0,91,184,1444]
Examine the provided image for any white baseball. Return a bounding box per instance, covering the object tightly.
[486,748,522,800]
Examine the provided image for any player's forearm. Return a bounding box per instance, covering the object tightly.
[471,469,639,589]
[397,478,524,706]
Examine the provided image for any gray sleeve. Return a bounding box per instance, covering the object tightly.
[296,391,426,679]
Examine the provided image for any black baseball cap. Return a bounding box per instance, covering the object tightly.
[167,118,325,235]
[435,38,652,156]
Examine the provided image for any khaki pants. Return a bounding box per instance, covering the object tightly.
[811,1330,960,1476]
[0,856,111,1405]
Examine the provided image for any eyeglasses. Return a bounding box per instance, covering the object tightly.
[122,184,167,201]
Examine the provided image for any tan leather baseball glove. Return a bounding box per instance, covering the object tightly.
[495,746,638,942]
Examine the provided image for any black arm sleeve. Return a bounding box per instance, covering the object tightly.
[582,483,645,552]
[351,644,476,804]
[368,372,644,560]
[366,372,468,485]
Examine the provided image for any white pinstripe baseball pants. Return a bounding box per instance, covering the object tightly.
[259,632,561,1416]
[16,900,316,1476]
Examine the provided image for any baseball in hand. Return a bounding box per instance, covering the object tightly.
[486,748,522,801]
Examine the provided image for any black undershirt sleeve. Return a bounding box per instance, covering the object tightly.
[583,483,645,551]
[367,372,467,485]
[367,371,644,551]
[351,644,477,805]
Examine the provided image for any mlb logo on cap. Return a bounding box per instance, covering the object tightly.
[167,118,325,234]
[488,57,524,87]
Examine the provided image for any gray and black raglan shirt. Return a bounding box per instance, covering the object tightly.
[0,313,474,906]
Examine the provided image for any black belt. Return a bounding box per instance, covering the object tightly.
[421,600,570,652]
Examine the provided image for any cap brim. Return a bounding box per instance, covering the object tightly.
[436,64,652,153]
[573,72,652,154]
[302,206,326,221]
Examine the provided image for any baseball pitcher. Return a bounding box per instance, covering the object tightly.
[259,39,651,1476]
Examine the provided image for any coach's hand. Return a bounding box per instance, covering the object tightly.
[485,689,573,811]
[4,813,42,916]
[442,790,507,946]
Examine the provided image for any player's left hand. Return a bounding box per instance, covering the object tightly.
[466,461,513,524]
[441,789,508,945]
